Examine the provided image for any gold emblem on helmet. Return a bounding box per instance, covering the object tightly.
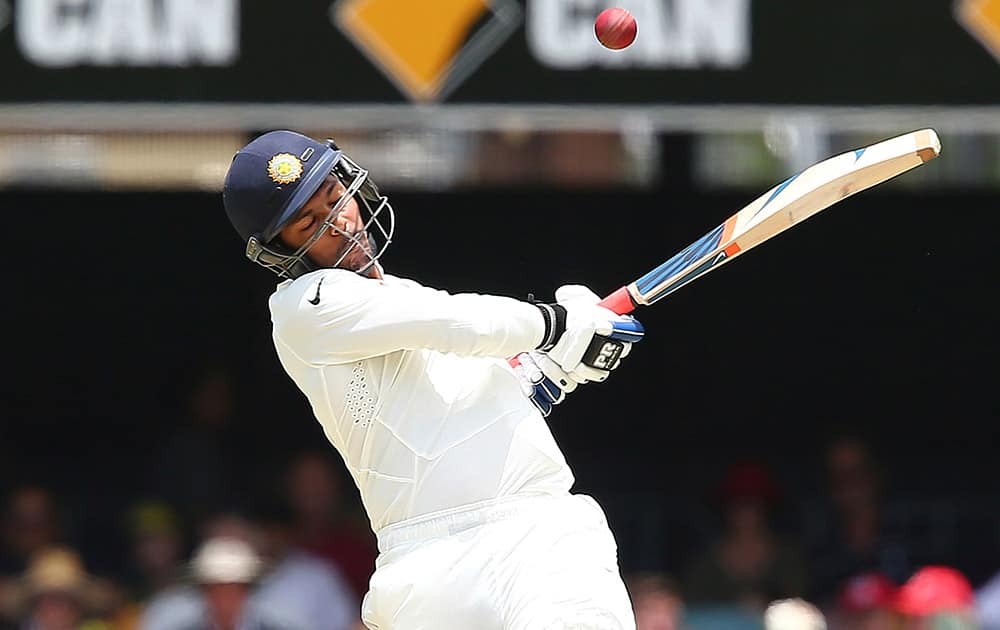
[267,154,304,184]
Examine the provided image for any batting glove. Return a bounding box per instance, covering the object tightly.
[514,351,578,417]
[534,285,644,381]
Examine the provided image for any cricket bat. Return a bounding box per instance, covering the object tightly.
[598,129,941,315]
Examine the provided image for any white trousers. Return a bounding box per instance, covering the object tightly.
[361,493,636,630]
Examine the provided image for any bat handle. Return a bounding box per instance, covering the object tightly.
[508,286,636,368]
[598,286,637,315]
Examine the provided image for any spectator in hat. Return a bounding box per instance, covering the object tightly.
[193,508,358,630]
[193,538,262,630]
[142,537,302,630]
[140,510,273,630]
[682,461,806,612]
[9,547,116,630]
[828,572,898,630]
[894,566,979,630]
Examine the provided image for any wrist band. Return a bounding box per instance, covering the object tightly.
[534,303,567,351]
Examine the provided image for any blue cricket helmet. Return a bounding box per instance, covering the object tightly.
[224,130,341,244]
[223,130,394,279]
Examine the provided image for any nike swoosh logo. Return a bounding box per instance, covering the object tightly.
[308,278,324,305]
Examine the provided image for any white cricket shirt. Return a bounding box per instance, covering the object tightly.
[269,269,575,532]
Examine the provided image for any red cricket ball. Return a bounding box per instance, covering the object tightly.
[595,7,637,50]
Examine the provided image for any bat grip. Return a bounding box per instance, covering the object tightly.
[508,286,635,368]
[598,286,637,315]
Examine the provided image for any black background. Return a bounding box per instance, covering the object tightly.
[2,141,996,578]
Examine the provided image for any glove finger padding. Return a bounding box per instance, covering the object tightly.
[514,353,554,417]
[515,351,581,417]
[534,353,578,394]
[554,284,602,304]
[546,298,611,372]
[567,363,610,383]
[513,359,538,398]
[524,352,574,403]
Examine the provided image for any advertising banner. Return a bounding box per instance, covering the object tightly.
[0,0,996,104]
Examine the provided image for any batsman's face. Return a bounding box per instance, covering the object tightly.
[279,174,379,277]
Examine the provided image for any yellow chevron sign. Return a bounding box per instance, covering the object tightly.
[333,0,522,102]
[957,0,1000,61]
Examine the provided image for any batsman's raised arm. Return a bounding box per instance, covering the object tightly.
[271,268,642,370]
[269,269,548,364]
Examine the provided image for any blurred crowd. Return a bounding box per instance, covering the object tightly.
[0,450,375,630]
[0,366,996,630]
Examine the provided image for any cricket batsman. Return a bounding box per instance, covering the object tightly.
[222,131,645,629]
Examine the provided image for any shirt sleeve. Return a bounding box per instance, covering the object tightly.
[270,270,545,365]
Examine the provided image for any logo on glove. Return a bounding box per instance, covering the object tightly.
[583,337,625,370]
